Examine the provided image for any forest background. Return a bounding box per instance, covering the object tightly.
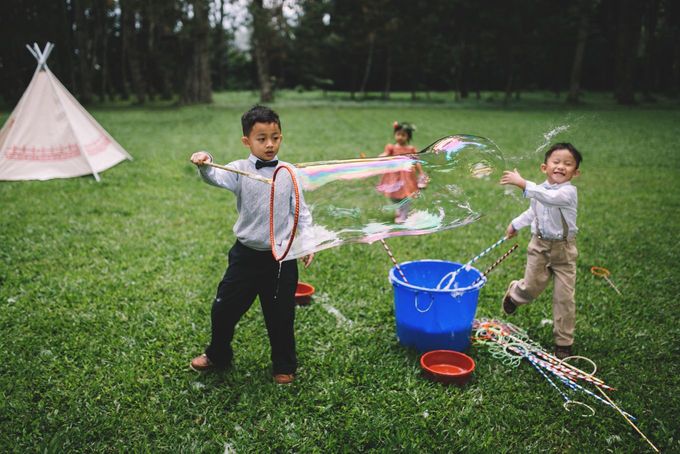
[1,0,678,107]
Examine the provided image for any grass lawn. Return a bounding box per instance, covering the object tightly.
[1,91,679,452]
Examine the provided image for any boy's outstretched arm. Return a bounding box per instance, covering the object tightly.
[500,169,526,190]
[190,151,239,192]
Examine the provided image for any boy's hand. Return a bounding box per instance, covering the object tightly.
[505,223,517,239]
[500,169,526,190]
[417,174,429,189]
[301,253,314,268]
[190,151,212,166]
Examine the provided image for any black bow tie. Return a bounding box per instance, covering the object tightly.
[255,159,278,169]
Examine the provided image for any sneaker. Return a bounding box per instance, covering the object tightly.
[502,282,518,315]
[189,354,215,372]
[273,373,295,384]
[555,345,573,360]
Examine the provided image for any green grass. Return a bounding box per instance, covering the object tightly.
[1,91,679,452]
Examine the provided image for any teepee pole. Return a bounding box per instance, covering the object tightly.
[41,48,102,182]
[25,44,38,60]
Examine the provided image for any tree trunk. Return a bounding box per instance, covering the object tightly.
[459,39,470,99]
[251,0,273,103]
[382,48,391,100]
[214,0,228,91]
[567,3,591,104]
[349,65,357,100]
[147,2,172,100]
[673,18,680,97]
[72,0,93,104]
[181,0,213,104]
[503,69,514,106]
[60,0,77,92]
[121,0,146,104]
[614,0,643,105]
[359,31,376,99]
[641,0,660,101]
[94,0,109,102]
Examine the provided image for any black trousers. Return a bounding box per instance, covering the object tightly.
[205,240,298,374]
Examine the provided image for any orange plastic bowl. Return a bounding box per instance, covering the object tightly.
[295,282,315,305]
[420,350,475,385]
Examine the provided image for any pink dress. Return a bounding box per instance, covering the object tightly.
[377,144,419,200]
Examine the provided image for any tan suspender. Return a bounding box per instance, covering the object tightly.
[533,202,569,240]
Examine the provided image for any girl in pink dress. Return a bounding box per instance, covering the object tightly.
[377,121,428,223]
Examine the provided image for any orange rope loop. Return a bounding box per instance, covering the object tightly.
[269,164,300,262]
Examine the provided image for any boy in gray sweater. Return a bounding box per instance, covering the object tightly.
[189,105,313,384]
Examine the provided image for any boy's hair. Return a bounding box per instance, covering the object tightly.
[393,121,416,142]
[241,105,281,136]
[545,142,582,168]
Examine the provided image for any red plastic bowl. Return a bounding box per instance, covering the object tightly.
[295,282,315,305]
[420,350,475,385]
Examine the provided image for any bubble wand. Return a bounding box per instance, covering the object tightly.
[474,320,634,417]
[438,236,508,290]
[596,387,660,452]
[205,161,273,184]
[380,239,408,283]
[471,244,519,286]
[591,266,622,295]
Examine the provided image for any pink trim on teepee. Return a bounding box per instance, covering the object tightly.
[5,135,111,161]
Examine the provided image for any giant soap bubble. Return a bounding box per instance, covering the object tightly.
[270,134,507,260]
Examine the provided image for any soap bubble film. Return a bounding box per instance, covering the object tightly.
[278,135,508,259]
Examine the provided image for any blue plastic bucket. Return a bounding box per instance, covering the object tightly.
[389,260,486,352]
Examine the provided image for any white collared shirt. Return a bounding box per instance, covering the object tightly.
[511,180,578,240]
[198,154,313,258]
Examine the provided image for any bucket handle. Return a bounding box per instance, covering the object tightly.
[414,291,434,313]
[435,271,457,290]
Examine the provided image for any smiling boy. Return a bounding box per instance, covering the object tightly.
[499,143,582,360]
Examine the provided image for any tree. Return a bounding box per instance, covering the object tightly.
[567,1,596,104]
[250,0,274,103]
[614,0,644,104]
[181,0,213,104]
[211,0,229,91]
[121,0,147,103]
[640,0,661,101]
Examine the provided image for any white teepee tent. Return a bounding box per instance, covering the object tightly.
[0,43,132,181]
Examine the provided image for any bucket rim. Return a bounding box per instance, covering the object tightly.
[389,259,486,293]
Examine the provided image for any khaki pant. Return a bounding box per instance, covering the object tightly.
[507,236,578,346]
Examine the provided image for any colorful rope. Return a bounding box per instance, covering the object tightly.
[269,165,300,262]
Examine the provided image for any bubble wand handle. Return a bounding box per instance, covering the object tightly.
[380,239,408,283]
[205,162,273,184]
[442,236,507,290]
[604,276,623,295]
[596,388,659,452]
[590,266,622,295]
[472,244,519,286]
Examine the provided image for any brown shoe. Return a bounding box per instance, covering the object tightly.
[555,345,573,360]
[273,373,295,384]
[502,281,518,315]
[189,354,214,372]
[502,295,517,315]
